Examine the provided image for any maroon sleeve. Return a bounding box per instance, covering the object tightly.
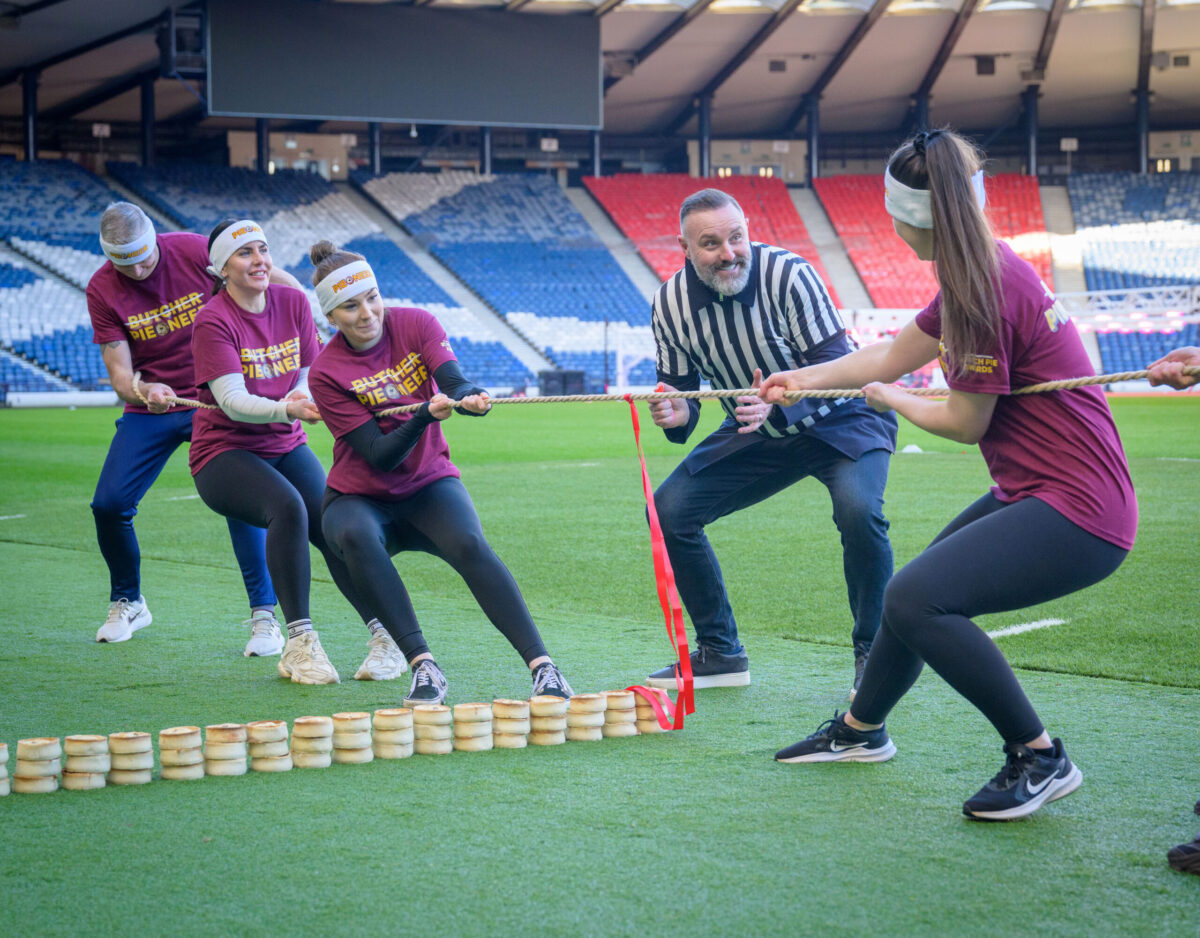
[417,308,457,374]
[87,275,129,346]
[192,308,243,386]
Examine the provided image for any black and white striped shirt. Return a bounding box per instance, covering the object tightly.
[653,242,853,439]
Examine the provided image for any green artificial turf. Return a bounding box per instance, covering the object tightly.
[0,397,1197,936]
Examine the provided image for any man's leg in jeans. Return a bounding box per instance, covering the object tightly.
[811,447,894,643]
[809,445,894,694]
[648,437,812,685]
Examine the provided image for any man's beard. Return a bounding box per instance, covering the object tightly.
[696,256,751,296]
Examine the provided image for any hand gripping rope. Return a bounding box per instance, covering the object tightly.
[135,366,1197,732]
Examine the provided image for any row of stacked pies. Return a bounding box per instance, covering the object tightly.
[0,691,676,793]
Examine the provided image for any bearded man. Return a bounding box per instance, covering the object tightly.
[643,188,897,696]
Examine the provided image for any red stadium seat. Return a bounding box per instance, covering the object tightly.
[584,174,841,307]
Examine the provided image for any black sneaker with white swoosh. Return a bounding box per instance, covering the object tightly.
[962,738,1082,821]
[774,711,897,763]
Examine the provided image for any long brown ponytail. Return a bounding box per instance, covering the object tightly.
[888,129,1000,373]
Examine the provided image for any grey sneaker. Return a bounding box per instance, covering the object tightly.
[96,595,152,643]
[403,659,448,706]
[646,645,749,690]
[850,641,871,701]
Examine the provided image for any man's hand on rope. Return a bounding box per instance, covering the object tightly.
[1147,347,1200,390]
[140,381,175,414]
[648,382,690,429]
[735,369,771,434]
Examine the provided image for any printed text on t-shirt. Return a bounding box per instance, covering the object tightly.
[349,352,428,405]
[241,336,301,379]
[124,291,204,342]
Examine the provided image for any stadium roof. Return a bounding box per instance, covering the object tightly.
[0,0,1197,138]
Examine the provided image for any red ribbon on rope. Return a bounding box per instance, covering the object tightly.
[622,392,695,730]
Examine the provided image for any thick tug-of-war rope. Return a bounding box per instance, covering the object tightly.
[131,367,1199,416]
[374,366,1200,416]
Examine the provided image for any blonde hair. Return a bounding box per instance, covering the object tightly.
[888,129,1000,374]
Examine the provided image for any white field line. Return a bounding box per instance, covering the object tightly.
[987,618,1067,639]
[165,494,201,501]
[1157,457,1200,463]
[0,514,27,521]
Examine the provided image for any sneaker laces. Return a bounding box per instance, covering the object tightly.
[244,613,278,639]
[988,743,1037,789]
[532,663,568,696]
[411,660,439,689]
[107,598,135,624]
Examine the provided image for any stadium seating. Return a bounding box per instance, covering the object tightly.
[1094,323,1199,374]
[358,171,652,389]
[108,164,531,388]
[583,173,840,306]
[0,251,103,389]
[1068,173,1200,292]
[814,173,1054,309]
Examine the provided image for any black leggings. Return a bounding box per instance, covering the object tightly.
[321,476,548,665]
[851,494,1128,744]
[194,445,373,626]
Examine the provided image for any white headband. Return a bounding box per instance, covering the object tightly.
[100,222,156,267]
[206,220,268,281]
[315,260,378,314]
[884,167,986,230]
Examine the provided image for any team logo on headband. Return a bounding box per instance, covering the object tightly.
[110,244,150,261]
[231,225,262,240]
[332,270,374,294]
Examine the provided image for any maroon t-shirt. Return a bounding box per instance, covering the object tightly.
[310,307,459,501]
[87,231,210,414]
[914,241,1137,550]
[189,285,321,475]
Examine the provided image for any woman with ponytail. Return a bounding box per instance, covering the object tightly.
[306,241,575,707]
[760,129,1137,821]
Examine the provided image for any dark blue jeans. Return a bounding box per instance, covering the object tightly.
[91,410,274,607]
[654,435,893,657]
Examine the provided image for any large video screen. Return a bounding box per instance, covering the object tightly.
[207,1,601,129]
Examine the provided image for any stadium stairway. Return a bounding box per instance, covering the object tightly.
[336,183,551,378]
[562,188,660,300]
[788,188,871,309]
[1039,186,1087,294]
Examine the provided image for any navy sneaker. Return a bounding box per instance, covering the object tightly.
[1168,835,1200,875]
[850,641,870,701]
[962,738,1082,821]
[774,712,896,763]
[646,645,749,690]
[531,662,574,699]
[403,659,448,707]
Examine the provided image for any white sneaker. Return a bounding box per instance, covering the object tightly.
[354,631,407,681]
[277,630,340,685]
[243,610,284,657]
[96,596,152,643]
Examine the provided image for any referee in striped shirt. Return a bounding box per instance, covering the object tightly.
[644,188,897,696]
